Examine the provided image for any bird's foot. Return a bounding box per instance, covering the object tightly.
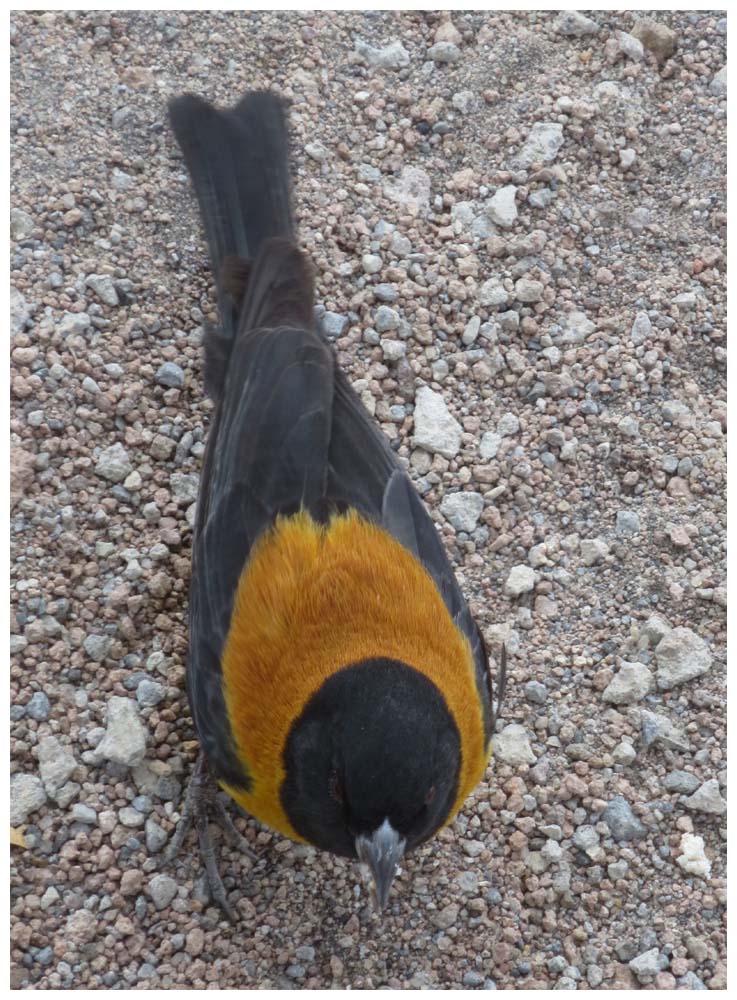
[163,752,256,921]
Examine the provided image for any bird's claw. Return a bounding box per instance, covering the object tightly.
[162,752,255,921]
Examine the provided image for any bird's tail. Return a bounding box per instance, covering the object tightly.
[168,91,296,331]
[169,91,316,399]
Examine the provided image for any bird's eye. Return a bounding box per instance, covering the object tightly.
[329,769,344,804]
[424,785,436,806]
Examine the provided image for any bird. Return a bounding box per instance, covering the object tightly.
[165,90,507,919]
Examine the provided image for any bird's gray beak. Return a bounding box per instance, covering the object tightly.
[356,819,406,911]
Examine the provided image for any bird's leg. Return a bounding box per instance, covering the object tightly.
[163,751,256,921]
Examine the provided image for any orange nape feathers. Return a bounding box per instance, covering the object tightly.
[220,509,489,839]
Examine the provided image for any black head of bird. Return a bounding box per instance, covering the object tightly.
[281,657,462,909]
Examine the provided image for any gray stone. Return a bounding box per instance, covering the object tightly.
[440,491,484,532]
[11,208,35,240]
[148,873,179,910]
[479,278,509,308]
[629,948,661,982]
[615,510,640,535]
[11,288,30,337]
[640,710,690,752]
[96,696,147,767]
[380,339,406,363]
[656,627,712,689]
[640,615,671,648]
[322,312,348,338]
[10,773,47,825]
[412,386,462,459]
[83,633,112,662]
[677,972,707,990]
[494,724,536,766]
[663,770,700,794]
[479,431,502,460]
[305,142,327,162]
[136,679,166,707]
[85,274,119,306]
[614,30,645,62]
[145,818,169,853]
[374,305,399,332]
[554,10,598,36]
[155,362,185,389]
[38,736,77,797]
[710,66,726,98]
[384,167,431,215]
[72,803,98,824]
[95,442,133,483]
[580,538,609,566]
[170,472,199,504]
[497,412,520,437]
[355,39,410,71]
[486,185,517,228]
[504,565,537,597]
[630,311,652,345]
[25,691,51,721]
[684,779,727,816]
[524,681,548,705]
[514,278,544,303]
[601,796,647,842]
[602,661,652,705]
[428,41,461,64]
[513,123,564,169]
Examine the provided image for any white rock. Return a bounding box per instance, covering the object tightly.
[602,661,652,705]
[640,615,672,648]
[497,412,520,437]
[494,724,536,766]
[504,565,536,597]
[428,41,461,64]
[617,415,639,438]
[305,142,328,162]
[355,39,410,71]
[383,167,431,215]
[619,148,636,169]
[677,833,712,879]
[580,538,609,566]
[629,948,661,981]
[11,208,35,240]
[95,696,147,767]
[554,11,599,37]
[560,310,595,344]
[479,431,502,460]
[479,277,509,308]
[362,253,382,274]
[380,339,406,363]
[630,311,652,345]
[95,442,133,483]
[710,65,726,97]
[514,277,544,303]
[11,288,30,338]
[412,386,462,459]
[462,316,481,345]
[85,274,119,306]
[615,30,645,62]
[486,185,518,228]
[10,773,47,825]
[37,736,77,797]
[513,123,564,169]
[656,627,712,689]
[440,492,484,533]
[684,779,727,816]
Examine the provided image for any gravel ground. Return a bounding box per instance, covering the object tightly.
[10,9,726,990]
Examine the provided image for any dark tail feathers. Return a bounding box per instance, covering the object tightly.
[168,91,294,332]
